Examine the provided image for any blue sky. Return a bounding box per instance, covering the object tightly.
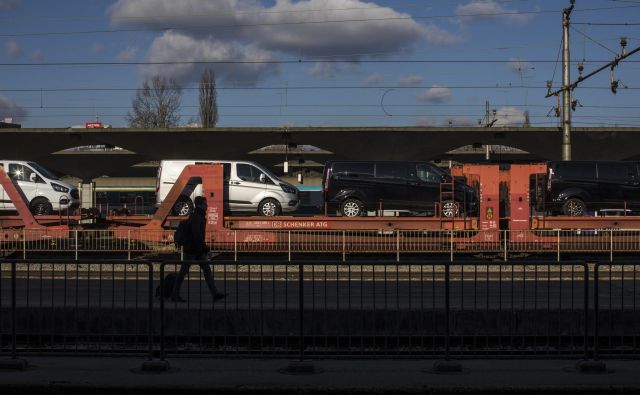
[1,0,639,128]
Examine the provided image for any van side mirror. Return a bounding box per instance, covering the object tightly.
[259,173,267,183]
[29,173,37,182]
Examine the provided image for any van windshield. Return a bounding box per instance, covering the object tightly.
[255,164,280,182]
[27,162,59,180]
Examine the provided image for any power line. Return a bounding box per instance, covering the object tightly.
[1,85,638,92]
[570,26,618,55]
[5,103,640,110]
[0,59,638,68]
[573,22,640,25]
[2,5,640,38]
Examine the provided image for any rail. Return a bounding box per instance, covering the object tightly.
[1,258,638,362]
[4,229,640,261]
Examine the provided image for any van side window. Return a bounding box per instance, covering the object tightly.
[416,164,441,184]
[9,163,41,183]
[598,163,635,181]
[555,162,596,180]
[376,163,407,180]
[237,163,270,183]
[333,163,374,178]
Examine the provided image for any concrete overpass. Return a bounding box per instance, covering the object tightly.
[1,126,638,179]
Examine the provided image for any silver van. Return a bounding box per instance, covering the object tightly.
[0,160,79,215]
[156,160,299,216]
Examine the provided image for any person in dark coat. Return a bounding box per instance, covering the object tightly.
[171,196,226,302]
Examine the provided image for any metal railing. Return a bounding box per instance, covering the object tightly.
[5,229,640,261]
[1,258,638,361]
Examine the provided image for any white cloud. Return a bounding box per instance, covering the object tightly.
[118,46,138,61]
[309,62,338,79]
[0,95,27,122]
[508,57,533,74]
[421,24,462,45]
[109,0,459,84]
[5,39,21,58]
[0,0,19,11]
[493,106,527,126]
[364,72,384,86]
[143,31,278,85]
[456,1,533,25]
[89,42,105,54]
[417,85,451,103]
[30,49,44,62]
[396,74,424,87]
[415,117,433,127]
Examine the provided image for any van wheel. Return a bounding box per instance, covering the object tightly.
[341,199,364,217]
[259,198,281,216]
[172,196,193,216]
[442,201,460,218]
[563,198,585,216]
[30,197,52,216]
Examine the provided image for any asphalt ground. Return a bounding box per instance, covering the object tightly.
[0,357,639,394]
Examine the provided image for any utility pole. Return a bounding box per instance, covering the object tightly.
[562,0,575,161]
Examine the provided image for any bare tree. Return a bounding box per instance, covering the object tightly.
[127,75,182,128]
[199,68,218,128]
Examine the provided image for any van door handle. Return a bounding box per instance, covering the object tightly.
[408,181,419,186]
[230,181,241,185]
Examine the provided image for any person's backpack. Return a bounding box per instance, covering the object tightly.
[155,273,177,299]
[174,218,191,247]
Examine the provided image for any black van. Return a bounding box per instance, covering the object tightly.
[546,161,640,216]
[322,161,477,217]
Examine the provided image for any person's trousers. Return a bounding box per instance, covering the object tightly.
[171,252,219,298]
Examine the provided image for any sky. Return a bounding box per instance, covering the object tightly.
[0,0,639,129]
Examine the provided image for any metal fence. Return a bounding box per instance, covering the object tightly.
[6,229,640,261]
[1,258,639,360]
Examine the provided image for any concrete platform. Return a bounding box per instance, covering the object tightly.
[0,357,638,394]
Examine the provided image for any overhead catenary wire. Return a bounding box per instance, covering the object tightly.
[2,4,640,38]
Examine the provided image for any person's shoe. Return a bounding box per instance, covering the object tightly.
[170,296,187,303]
[213,293,227,302]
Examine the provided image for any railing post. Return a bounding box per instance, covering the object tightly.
[11,262,17,359]
[396,230,400,263]
[233,231,237,262]
[22,229,26,260]
[444,261,450,359]
[288,231,292,262]
[298,261,304,362]
[593,265,599,361]
[583,264,589,361]
[503,230,508,262]
[159,264,166,361]
[74,230,78,261]
[449,230,454,263]
[127,230,131,261]
[140,261,170,372]
[284,260,315,374]
[147,262,154,360]
[557,230,561,263]
[432,260,461,373]
[576,263,607,373]
[609,229,614,263]
[0,262,28,369]
[342,231,346,262]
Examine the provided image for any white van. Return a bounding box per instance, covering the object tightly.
[156,160,299,216]
[0,160,79,215]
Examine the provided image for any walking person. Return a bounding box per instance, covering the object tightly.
[171,196,226,303]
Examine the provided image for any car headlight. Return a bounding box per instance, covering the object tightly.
[280,183,297,194]
[51,183,69,193]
